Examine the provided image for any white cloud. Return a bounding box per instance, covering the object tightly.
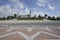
[31,10,49,17]
[18,3,24,9]
[8,0,24,9]
[48,4,55,10]
[36,3,45,6]
[8,0,19,3]
[36,0,52,7]
[31,7,48,17]
[25,8,29,13]
[0,5,13,17]
[0,0,30,17]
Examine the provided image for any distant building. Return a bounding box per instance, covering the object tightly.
[20,15,29,18]
[17,11,31,18]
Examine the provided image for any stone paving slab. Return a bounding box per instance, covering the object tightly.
[0,26,60,40]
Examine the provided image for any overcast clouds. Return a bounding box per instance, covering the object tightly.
[0,0,60,17]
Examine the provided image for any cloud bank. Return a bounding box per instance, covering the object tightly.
[0,0,59,17]
[0,0,30,17]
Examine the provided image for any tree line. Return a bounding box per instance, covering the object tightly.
[0,14,60,20]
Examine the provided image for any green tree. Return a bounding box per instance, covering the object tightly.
[10,15,15,19]
[14,14,17,18]
[47,16,51,20]
[7,16,10,19]
[51,16,56,20]
[7,16,13,20]
[3,17,6,20]
[38,15,41,18]
[57,17,60,20]
[44,14,48,19]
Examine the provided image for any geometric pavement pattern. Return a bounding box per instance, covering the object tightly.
[0,26,60,40]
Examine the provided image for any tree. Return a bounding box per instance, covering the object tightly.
[7,16,10,19]
[44,14,48,19]
[34,15,36,18]
[0,17,6,20]
[47,16,51,20]
[14,14,17,18]
[51,16,56,20]
[3,17,6,20]
[57,17,60,20]
[38,15,41,18]
[7,16,13,20]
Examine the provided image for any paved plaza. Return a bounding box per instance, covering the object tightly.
[0,21,60,40]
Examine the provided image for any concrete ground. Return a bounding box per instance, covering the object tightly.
[0,20,60,40]
[0,26,60,40]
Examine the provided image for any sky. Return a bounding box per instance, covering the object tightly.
[0,0,60,17]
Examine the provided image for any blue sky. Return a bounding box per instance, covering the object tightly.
[0,0,60,17]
